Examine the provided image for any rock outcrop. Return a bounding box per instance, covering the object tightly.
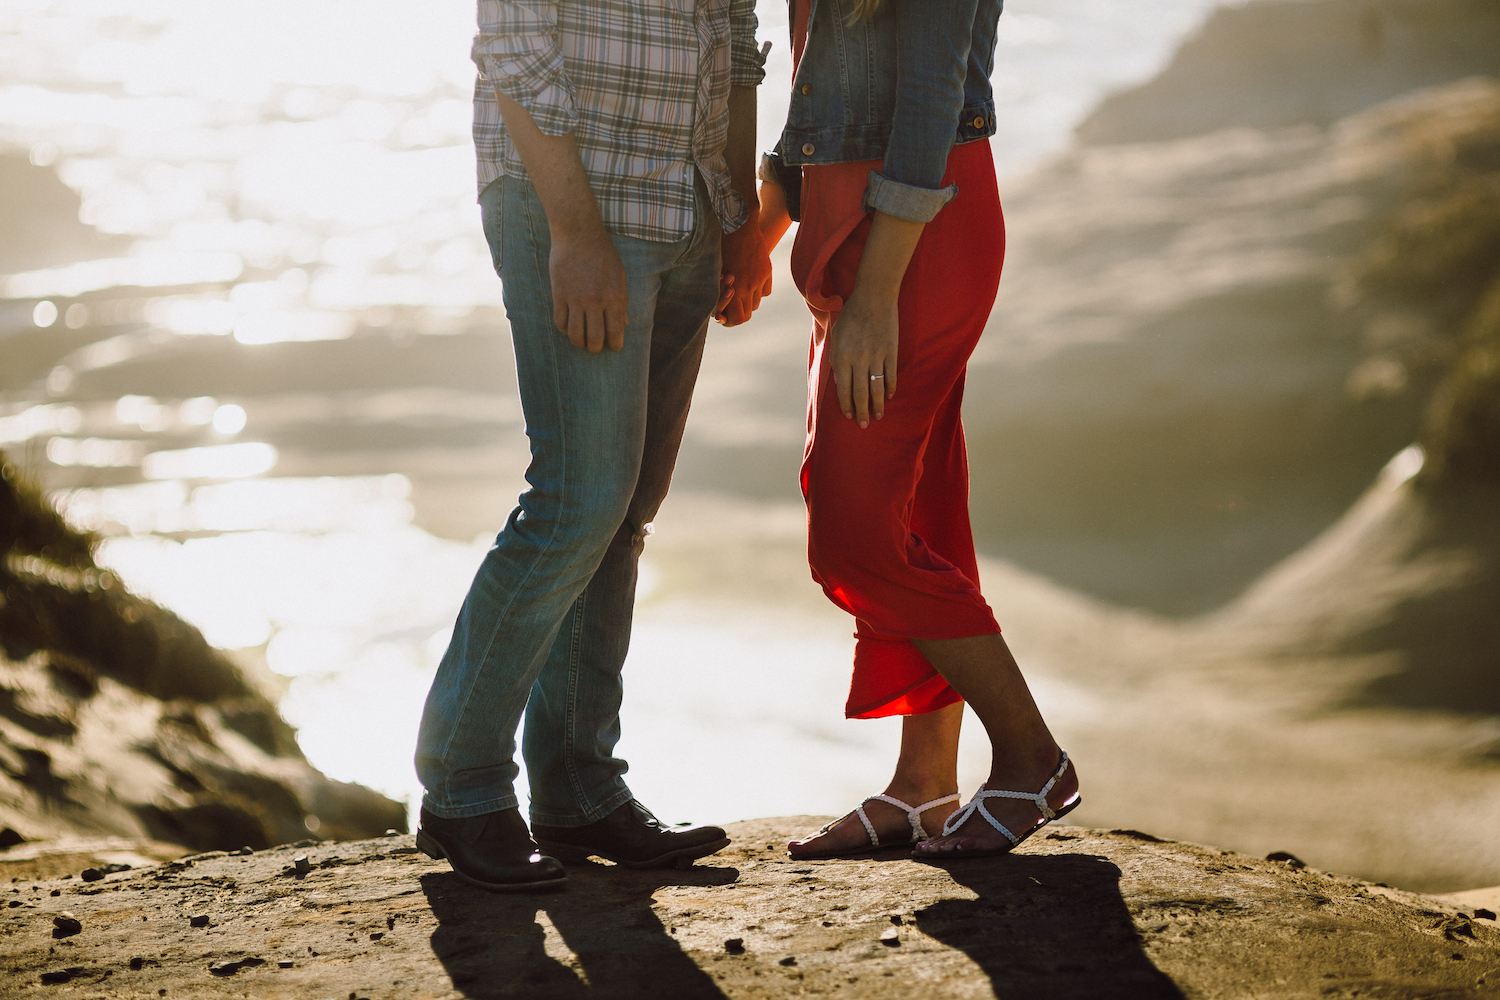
[0,456,406,851]
[968,73,1500,614]
[1075,0,1500,145]
[2,819,1497,998]
[953,0,1500,616]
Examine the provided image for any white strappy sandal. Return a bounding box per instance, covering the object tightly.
[917,751,1081,859]
[788,792,961,860]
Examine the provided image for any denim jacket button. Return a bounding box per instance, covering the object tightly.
[801,142,815,155]
[972,116,986,129]
[800,84,812,96]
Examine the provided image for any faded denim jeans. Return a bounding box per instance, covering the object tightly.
[414,172,720,826]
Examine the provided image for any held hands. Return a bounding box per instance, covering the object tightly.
[828,284,899,428]
[550,226,629,353]
[715,213,774,327]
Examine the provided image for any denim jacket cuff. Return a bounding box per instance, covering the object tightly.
[862,170,957,223]
[760,150,804,222]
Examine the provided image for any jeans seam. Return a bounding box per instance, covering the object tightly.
[561,588,587,811]
[426,179,572,792]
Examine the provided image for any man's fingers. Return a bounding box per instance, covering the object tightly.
[565,302,586,350]
[585,307,606,354]
[605,301,627,352]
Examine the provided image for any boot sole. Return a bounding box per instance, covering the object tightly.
[536,837,732,870]
[416,830,568,892]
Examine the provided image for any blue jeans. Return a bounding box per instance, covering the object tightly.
[414,174,720,825]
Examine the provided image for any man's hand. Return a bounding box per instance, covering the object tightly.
[551,226,629,352]
[715,215,773,327]
[491,86,628,352]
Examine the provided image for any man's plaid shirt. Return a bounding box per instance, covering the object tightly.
[472,0,765,243]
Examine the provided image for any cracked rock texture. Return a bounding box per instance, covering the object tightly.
[2,819,1497,999]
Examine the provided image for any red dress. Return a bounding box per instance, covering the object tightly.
[789,1,1008,719]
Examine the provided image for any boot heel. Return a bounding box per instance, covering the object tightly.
[415,831,446,861]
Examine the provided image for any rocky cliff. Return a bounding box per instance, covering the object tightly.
[0,456,406,852]
[969,59,1500,614]
[2,819,1497,998]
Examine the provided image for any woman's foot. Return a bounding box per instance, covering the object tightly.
[912,751,1079,857]
[788,788,959,859]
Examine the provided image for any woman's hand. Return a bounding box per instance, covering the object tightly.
[829,286,899,427]
[828,210,926,427]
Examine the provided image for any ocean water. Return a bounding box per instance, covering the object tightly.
[1,0,1231,830]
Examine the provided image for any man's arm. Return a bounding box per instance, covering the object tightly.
[474,0,625,352]
[493,89,628,354]
[716,85,773,327]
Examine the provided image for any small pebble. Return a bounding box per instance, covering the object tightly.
[189,914,209,928]
[890,914,903,925]
[779,956,797,967]
[130,957,144,970]
[80,868,103,883]
[278,961,294,969]
[49,889,60,897]
[879,927,900,946]
[293,855,311,874]
[39,970,72,985]
[369,932,383,941]
[1475,908,1497,921]
[234,847,254,857]
[724,938,745,955]
[52,914,82,938]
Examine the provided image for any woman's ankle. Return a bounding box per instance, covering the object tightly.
[986,743,1065,790]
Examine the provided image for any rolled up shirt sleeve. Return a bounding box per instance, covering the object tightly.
[472,0,577,137]
[729,0,766,87]
[865,0,981,222]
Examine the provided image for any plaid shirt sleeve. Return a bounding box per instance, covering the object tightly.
[729,0,766,88]
[472,0,578,137]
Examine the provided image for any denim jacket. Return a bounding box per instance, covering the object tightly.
[763,0,1003,223]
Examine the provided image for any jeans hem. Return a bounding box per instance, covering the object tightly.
[529,786,634,828]
[420,793,519,821]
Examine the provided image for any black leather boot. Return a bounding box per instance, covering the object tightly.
[533,800,730,869]
[416,807,566,891]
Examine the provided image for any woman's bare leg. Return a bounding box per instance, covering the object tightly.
[910,633,1078,854]
[787,702,963,857]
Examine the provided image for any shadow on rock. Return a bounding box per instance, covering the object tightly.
[915,851,1184,1000]
[421,862,738,999]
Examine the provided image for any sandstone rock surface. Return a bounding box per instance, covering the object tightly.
[3,818,1497,999]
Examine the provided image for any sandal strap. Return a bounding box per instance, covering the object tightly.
[853,803,880,848]
[864,792,961,842]
[941,751,1073,840]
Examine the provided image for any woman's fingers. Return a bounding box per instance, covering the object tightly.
[869,369,886,421]
[833,362,854,420]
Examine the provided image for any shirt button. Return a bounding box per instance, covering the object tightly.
[801,142,815,155]
[800,84,812,96]
[973,116,986,129]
